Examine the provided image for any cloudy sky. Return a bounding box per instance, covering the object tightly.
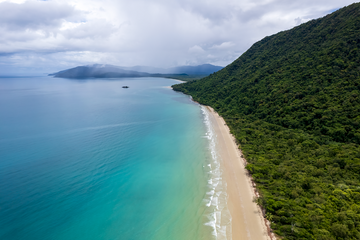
[0,0,356,75]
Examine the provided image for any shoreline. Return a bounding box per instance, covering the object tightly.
[204,106,274,240]
[166,79,185,89]
[173,80,186,83]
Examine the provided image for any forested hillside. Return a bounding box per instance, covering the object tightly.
[173,3,360,240]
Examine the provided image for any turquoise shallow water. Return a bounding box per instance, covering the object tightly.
[0,77,222,240]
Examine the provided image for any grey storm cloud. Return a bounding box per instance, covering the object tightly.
[0,1,76,31]
[0,0,357,75]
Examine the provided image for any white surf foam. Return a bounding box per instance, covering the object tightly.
[201,106,232,240]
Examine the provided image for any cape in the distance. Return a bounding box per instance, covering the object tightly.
[49,64,223,81]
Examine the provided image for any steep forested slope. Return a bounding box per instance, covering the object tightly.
[173,3,360,240]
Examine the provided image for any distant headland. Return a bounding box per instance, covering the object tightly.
[49,64,223,81]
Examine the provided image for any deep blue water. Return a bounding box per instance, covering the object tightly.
[0,77,218,240]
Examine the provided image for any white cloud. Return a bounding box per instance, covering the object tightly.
[210,42,235,50]
[0,0,357,75]
[189,45,205,54]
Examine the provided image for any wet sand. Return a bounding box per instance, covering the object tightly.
[205,106,272,240]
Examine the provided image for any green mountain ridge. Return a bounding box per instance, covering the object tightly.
[173,3,360,239]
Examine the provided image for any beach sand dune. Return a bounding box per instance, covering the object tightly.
[205,106,273,240]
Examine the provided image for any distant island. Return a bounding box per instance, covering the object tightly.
[49,64,223,81]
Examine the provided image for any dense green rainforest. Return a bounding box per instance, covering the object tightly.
[173,3,360,240]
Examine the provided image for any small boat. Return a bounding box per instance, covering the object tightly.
[122,86,129,88]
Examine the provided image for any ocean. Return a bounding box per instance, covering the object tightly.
[0,77,230,240]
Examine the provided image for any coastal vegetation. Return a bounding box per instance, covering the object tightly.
[162,74,207,81]
[173,3,360,239]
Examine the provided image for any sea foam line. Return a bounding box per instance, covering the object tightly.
[201,106,232,240]
[0,120,161,142]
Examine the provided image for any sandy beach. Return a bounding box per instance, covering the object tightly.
[167,80,186,89]
[174,80,186,83]
[204,106,272,240]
